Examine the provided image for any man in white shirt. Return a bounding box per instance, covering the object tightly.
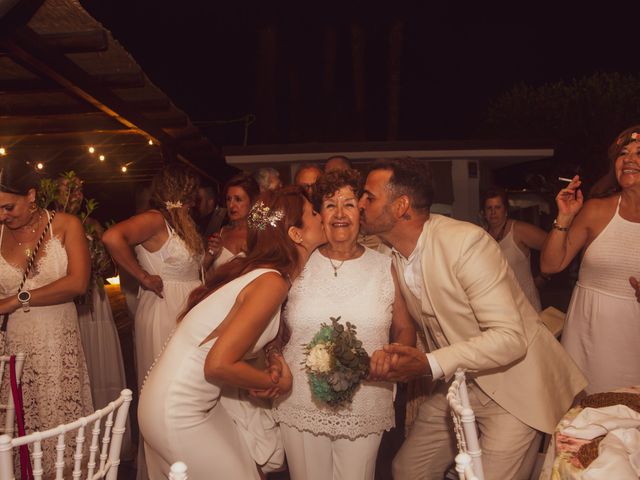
[360,158,586,479]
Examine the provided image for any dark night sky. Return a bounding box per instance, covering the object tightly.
[77,3,635,145]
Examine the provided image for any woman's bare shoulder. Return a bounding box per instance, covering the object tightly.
[51,211,82,230]
[581,195,618,218]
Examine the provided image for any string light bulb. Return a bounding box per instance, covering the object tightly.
[0,147,6,156]
[148,139,154,146]
[36,162,44,170]
[99,154,105,162]
[121,165,127,173]
[88,146,95,154]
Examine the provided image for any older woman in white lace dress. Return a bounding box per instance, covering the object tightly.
[273,169,415,480]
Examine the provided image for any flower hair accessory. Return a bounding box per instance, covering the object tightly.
[248,201,285,230]
[165,200,183,210]
[618,132,639,145]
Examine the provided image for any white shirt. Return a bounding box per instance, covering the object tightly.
[393,232,444,381]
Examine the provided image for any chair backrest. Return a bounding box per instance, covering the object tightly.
[169,461,188,480]
[0,388,132,480]
[0,354,26,438]
[446,369,484,480]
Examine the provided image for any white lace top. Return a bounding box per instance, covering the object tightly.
[274,247,395,439]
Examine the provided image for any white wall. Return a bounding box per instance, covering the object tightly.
[451,159,480,225]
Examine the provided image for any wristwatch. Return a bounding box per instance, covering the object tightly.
[17,290,31,313]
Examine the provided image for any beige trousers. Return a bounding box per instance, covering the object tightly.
[392,382,541,480]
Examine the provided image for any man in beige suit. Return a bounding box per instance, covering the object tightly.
[360,158,586,479]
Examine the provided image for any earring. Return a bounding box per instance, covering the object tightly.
[29,202,37,212]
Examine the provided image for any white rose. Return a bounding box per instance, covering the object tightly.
[306,344,332,373]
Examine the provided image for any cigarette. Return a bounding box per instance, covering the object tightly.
[558,177,573,183]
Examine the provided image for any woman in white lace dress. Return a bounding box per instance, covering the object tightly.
[138,188,326,479]
[541,125,640,394]
[0,158,93,475]
[103,164,209,479]
[273,169,415,480]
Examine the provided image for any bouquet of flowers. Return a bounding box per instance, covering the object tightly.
[303,316,370,408]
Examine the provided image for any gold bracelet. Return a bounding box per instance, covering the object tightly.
[552,219,569,232]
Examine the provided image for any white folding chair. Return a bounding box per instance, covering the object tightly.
[447,369,484,480]
[0,354,26,437]
[0,388,132,480]
[169,461,188,480]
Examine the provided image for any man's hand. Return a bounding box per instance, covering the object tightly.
[385,344,432,382]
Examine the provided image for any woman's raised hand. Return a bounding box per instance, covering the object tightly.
[556,175,584,220]
[141,272,164,298]
[206,233,223,259]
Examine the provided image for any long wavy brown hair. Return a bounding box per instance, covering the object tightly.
[591,124,640,198]
[182,186,307,318]
[149,163,203,257]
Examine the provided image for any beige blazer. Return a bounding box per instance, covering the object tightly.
[393,214,586,433]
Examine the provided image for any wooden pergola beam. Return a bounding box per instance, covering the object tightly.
[0,96,172,116]
[0,129,145,144]
[0,0,46,39]
[0,111,131,136]
[0,29,108,54]
[0,71,145,94]
[0,25,214,178]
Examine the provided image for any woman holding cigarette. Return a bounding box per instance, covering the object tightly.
[482,188,547,311]
[541,125,640,394]
[204,173,260,275]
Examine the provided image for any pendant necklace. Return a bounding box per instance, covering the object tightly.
[9,211,41,258]
[328,256,345,277]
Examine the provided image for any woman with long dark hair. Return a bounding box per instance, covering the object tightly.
[138,187,325,479]
[541,125,640,393]
[0,157,93,475]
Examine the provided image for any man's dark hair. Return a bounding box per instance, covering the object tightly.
[481,187,508,210]
[200,181,220,202]
[369,158,433,211]
[325,155,352,170]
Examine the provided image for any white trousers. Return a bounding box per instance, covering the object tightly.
[280,424,383,480]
